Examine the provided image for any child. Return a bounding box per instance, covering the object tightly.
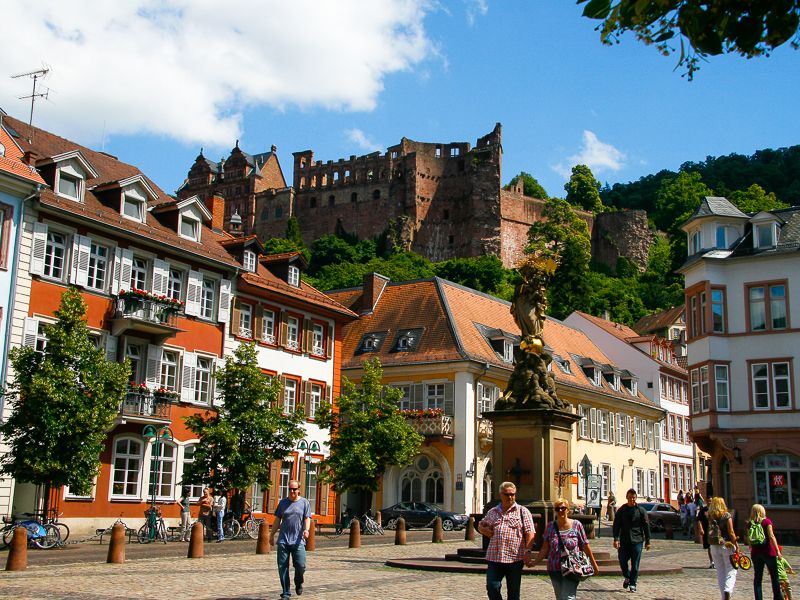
[777,546,795,600]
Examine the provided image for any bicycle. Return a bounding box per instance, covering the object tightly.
[242,513,264,539]
[24,509,70,544]
[730,548,752,570]
[360,513,384,536]
[1,515,60,549]
[137,507,167,544]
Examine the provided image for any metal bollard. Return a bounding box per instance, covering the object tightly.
[348,519,361,548]
[394,517,407,545]
[432,516,444,543]
[664,522,674,540]
[306,519,316,551]
[5,526,27,571]
[256,520,271,555]
[188,521,204,558]
[465,516,475,541]
[106,522,126,564]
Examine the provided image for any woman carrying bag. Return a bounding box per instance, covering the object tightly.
[748,503,783,600]
[529,498,599,600]
[698,497,739,600]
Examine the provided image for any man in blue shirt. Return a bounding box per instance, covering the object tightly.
[270,480,312,598]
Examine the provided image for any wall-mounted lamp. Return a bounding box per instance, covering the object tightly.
[628,458,635,467]
[465,459,476,479]
[733,446,742,464]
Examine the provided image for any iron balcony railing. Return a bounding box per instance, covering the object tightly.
[115,296,180,328]
[120,390,172,421]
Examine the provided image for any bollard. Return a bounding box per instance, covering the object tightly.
[188,521,204,558]
[694,522,702,544]
[106,523,126,564]
[5,526,27,571]
[432,516,444,543]
[306,519,316,552]
[348,519,361,548]
[465,516,475,541]
[664,522,674,540]
[394,517,407,545]
[256,520,270,555]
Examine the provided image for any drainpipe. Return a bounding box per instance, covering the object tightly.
[472,362,490,514]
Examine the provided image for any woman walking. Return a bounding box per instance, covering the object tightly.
[749,504,783,600]
[529,498,600,599]
[176,487,192,541]
[699,497,738,599]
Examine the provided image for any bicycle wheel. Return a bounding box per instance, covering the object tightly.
[1,525,15,549]
[739,555,752,570]
[137,523,151,544]
[223,518,240,539]
[54,522,70,543]
[244,518,260,539]
[33,524,60,549]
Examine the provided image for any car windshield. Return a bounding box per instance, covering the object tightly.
[420,503,443,512]
[639,503,656,511]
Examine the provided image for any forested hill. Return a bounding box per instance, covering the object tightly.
[601,145,800,230]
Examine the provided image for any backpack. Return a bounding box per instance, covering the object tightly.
[708,513,729,545]
[747,520,766,546]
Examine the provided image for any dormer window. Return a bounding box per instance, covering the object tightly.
[623,378,638,396]
[754,222,776,248]
[179,215,200,241]
[57,171,81,200]
[243,250,257,272]
[122,190,146,222]
[715,226,727,249]
[288,265,300,287]
[690,231,701,255]
[553,355,572,374]
[392,328,423,352]
[602,369,620,390]
[581,365,601,386]
[357,332,386,353]
[502,341,514,363]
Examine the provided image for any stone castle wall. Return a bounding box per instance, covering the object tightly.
[591,210,653,272]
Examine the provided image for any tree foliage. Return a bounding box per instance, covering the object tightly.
[505,171,549,199]
[564,164,605,212]
[578,0,800,78]
[263,217,310,262]
[182,342,305,493]
[728,183,789,213]
[315,358,423,494]
[0,288,129,502]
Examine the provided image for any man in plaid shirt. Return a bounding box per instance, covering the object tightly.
[478,481,535,600]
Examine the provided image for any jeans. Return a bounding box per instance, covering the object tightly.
[618,542,643,587]
[179,512,191,541]
[216,511,224,540]
[549,573,580,600]
[753,553,782,600]
[277,542,307,598]
[486,561,523,600]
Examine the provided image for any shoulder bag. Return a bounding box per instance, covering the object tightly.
[555,520,595,582]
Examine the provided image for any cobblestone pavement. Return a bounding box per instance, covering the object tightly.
[1,533,797,600]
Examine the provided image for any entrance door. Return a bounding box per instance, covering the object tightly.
[664,477,671,504]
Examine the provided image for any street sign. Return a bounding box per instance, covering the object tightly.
[586,487,601,508]
[580,454,592,478]
[586,474,601,489]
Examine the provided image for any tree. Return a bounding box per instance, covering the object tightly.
[578,0,800,78]
[729,183,789,213]
[653,171,714,233]
[564,165,605,212]
[526,197,592,319]
[263,217,310,262]
[505,171,549,199]
[315,358,423,509]
[182,342,305,493]
[0,288,129,511]
[434,255,507,294]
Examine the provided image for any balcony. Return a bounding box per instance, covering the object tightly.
[110,295,182,343]
[478,418,493,452]
[405,413,453,438]
[118,389,173,424]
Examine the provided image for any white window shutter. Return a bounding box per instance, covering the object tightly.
[181,352,197,403]
[589,407,597,440]
[30,222,48,276]
[145,345,163,388]
[111,248,123,295]
[654,423,661,451]
[105,334,118,363]
[610,412,616,444]
[212,357,225,407]
[151,259,169,296]
[118,249,134,292]
[70,235,91,286]
[217,279,232,323]
[23,317,39,348]
[611,466,617,493]
[476,383,484,416]
[185,270,203,317]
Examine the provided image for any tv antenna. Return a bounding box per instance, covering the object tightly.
[11,67,50,130]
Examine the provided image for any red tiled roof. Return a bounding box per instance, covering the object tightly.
[571,311,642,342]
[260,251,307,265]
[0,120,45,186]
[633,305,685,335]
[220,234,261,247]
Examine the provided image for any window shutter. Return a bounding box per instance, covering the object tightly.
[325,323,334,359]
[278,312,289,347]
[302,380,311,418]
[609,412,616,444]
[185,270,203,316]
[181,352,197,403]
[231,300,241,337]
[476,383,484,417]
[217,279,232,324]
[30,222,48,276]
[267,461,281,513]
[444,382,454,416]
[654,423,661,451]
[577,462,584,497]
[611,466,617,493]
[297,460,307,496]
[278,375,287,411]
[212,358,226,407]
[145,345,164,388]
[253,305,263,341]
[151,259,169,296]
[118,249,133,292]
[634,418,641,448]
[70,235,91,286]
[589,407,597,440]
[318,482,330,516]
[105,334,118,363]
[23,317,39,348]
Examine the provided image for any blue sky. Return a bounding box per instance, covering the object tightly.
[2,1,798,201]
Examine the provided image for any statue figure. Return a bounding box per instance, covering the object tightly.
[496,253,568,411]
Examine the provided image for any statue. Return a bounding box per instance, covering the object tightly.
[495,253,568,411]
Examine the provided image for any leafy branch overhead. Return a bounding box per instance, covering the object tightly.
[578,0,800,78]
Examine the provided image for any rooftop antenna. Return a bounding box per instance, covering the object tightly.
[11,67,50,134]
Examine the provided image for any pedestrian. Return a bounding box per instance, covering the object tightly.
[696,500,714,568]
[677,489,684,507]
[699,497,739,600]
[686,496,697,538]
[612,488,651,593]
[748,503,783,600]
[176,486,192,542]
[776,547,794,600]
[269,479,311,599]
[214,489,227,542]
[478,481,535,600]
[606,491,617,522]
[529,497,599,600]
[199,487,213,541]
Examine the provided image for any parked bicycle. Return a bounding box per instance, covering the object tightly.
[1,515,60,549]
[24,509,70,543]
[137,507,167,544]
[329,507,383,536]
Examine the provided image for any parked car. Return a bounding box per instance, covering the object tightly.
[380,502,468,531]
[639,502,681,531]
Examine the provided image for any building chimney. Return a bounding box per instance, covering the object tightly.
[205,194,225,233]
[23,150,39,166]
[361,272,389,315]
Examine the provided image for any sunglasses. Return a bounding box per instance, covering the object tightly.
[289,488,300,492]
[501,492,516,497]
[555,506,568,512]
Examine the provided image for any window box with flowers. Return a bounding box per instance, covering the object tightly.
[116,289,184,327]
[400,408,452,437]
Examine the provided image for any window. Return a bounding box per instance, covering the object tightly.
[194,357,213,405]
[690,231,701,254]
[691,369,700,413]
[715,365,730,410]
[286,316,300,350]
[478,384,498,415]
[450,147,460,157]
[751,361,793,410]
[284,379,297,413]
[126,343,143,382]
[262,309,276,344]
[305,462,318,510]
[749,283,788,332]
[112,438,142,497]
[130,257,148,290]
[148,442,176,500]
[700,366,710,411]
[123,193,145,221]
[668,415,675,440]
[311,323,324,356]
[616,413,628,446]
[502,341,514,363]
[57,172,80,200]
[44,231,67,279]
[81,242,109,290]
[426,383,445,411]
[689,296,698,338]
[180,216,199,241]
[160,350,178,391]
[279,462,292,500]
[243,250,257,272]
[598,410,610,442]
[275,206,283,218]
[716,225,727,248]
[201,278,215,319]
[398,385,412,411]
[182,445,203,499]
[288,265,300,287]
[754,222,776,248]
[578,405,588,438]
[309,383,322,419]
[754,454,800,506]
[752,363,770,409]
[675,415,683,443]
[168,269,183,302]
[711,289,725,333]
[239,304,253,338]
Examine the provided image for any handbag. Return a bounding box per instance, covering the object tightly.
[555,521,595,581]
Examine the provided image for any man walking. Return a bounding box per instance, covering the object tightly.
[478,481,535,600]
[613,489,651,593]
[270,480,311,599]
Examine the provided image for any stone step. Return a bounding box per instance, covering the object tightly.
[455,547,612,561]
[446,553,620,567]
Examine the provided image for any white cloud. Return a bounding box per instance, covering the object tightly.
[0,1,435,149]
[551,130,626,178]
[464,0,488,25]
[345,128,382,152]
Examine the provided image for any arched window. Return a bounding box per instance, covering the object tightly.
[401,473,422,502]
[754,454,800,506]
[182,444,204,499]
[149,441,177,501]
[425,471,444,504]
[112,437,143,498]
[399,455,444,505]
